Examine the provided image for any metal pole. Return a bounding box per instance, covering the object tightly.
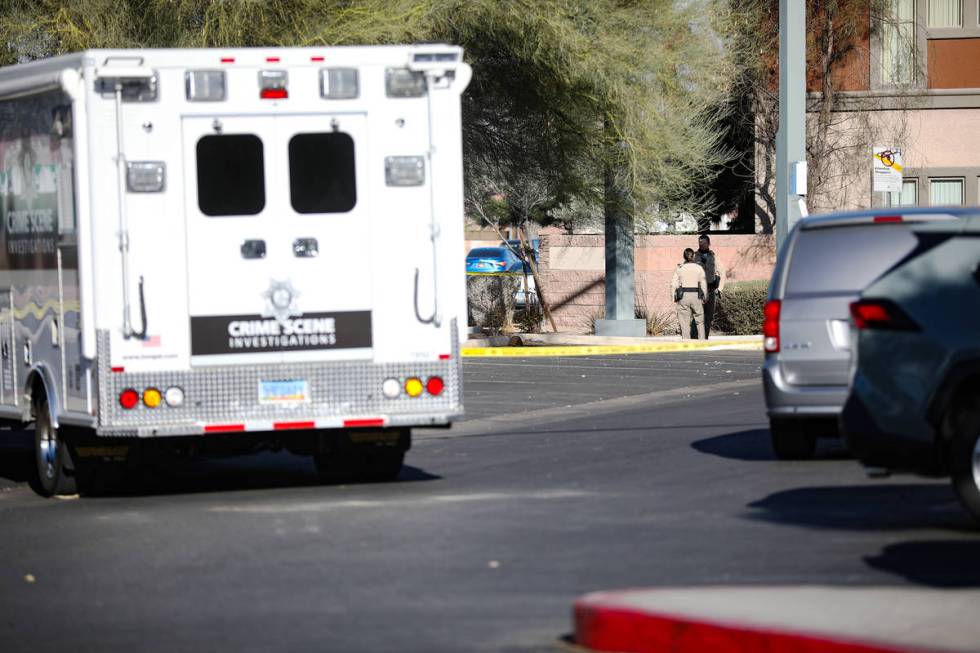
[776,0,806,252]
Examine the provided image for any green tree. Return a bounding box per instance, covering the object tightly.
[2,0,736,227]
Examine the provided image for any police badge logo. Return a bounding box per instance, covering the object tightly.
[262,279,301,325]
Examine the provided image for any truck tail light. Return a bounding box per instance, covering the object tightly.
[320,68,359,99]
[850,299,920,331]
[763,300,781,353]
[426,376,444,396]
[119,389,139,410]
[259,70,288,99]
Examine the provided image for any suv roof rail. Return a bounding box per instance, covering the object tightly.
[800,206,976,230]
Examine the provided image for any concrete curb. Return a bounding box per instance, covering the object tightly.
[574,587,976,653]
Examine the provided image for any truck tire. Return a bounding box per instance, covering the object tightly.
[32,397,77,497]
[314,450,404,484]
[950,398,980,523]
[770,418,817,460]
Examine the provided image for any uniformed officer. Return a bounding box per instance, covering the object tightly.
[694,234,725,338]
[671,248,707,340]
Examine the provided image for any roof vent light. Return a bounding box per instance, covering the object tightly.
[320,68,359,99]
[386,68,426,97]
[186,70,226,102]
[259,70,288,99]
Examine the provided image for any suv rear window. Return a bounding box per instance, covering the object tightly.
[785,225,916,295]
[196,134,266,216]
[289,132,356,213]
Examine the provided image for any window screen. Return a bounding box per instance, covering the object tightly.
[196,134,265,216]
[887,179,918,207]
[289,132,356,213]
[928,0,961,27]
[930,178,964,205]
[881,0,916,85]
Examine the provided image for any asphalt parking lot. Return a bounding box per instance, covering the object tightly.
[1,349,977,653]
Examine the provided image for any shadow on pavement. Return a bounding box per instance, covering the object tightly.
[101,459,444,498]
[746,484,978,533]
[865,540,980,587]
[691,428,849,462]
[0,430,34,488]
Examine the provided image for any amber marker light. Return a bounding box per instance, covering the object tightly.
[405,377,424,398]
[143,388,163,408]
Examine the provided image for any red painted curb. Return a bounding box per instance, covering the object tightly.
[573,598,941,653]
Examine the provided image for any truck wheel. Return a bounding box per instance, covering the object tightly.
[950,399,980,523]
[33,397,77,497]
[770,418,817,460]
[314,450,404,484]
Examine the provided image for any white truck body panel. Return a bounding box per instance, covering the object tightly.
[0,46,469,436]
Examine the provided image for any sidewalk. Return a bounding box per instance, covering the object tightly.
[574,586,980,653]
[461,332,762,357]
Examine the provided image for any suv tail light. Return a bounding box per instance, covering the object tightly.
[763,300,781,353]
[850,299,920,331]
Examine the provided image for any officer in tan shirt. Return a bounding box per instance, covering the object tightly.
[671,247,707,339]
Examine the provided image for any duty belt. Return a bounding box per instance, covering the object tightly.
[680,287,701,293]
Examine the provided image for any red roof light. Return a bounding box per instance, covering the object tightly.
[260,88,288,99]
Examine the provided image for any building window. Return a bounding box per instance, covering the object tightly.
[887,179,918,206]
[928,0,962,27]
[929,178,964,205]
[881,0,917,85]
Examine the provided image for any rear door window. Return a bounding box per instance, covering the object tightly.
[196,134,266,216]
[785,225,916,295]
[288,132,357,214]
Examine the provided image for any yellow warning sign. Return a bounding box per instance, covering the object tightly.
[873,147,903,193]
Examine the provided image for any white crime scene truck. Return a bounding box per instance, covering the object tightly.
[0,45,471,495]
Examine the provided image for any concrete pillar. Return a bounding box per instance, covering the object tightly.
[595,172,646,337]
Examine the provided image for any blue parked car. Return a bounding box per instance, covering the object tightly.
[465,247,523,274]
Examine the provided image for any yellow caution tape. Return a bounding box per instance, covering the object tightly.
[462,340,762,357]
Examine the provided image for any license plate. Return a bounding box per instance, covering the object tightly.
[258,379,310,404]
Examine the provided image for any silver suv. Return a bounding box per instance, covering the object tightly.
[763,208,962,459]
[841,211,980,522]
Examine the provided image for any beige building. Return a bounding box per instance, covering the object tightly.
[790,0,980,216]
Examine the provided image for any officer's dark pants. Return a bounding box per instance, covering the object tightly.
[702,289,717,339]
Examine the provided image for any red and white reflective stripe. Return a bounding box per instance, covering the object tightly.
[273,421,315,430]
[344,418,386,428]
[202,417,387,433]
[204,423,245,433]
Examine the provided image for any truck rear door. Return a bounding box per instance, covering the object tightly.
[182,113,373,366]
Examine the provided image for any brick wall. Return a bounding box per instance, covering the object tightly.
[538,234,776,333]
